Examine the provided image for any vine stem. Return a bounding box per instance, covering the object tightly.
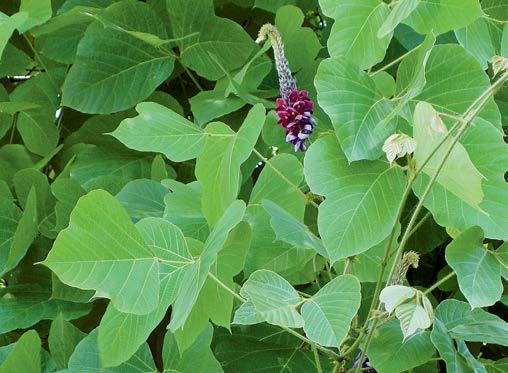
[206,272,344,362]
[370,43,421,77]
[354,71,508,372]
[423,271,456,295]
[22,34,59,92]
[312,343,323,373]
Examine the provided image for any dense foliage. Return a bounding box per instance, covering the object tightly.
[0,0,507,372]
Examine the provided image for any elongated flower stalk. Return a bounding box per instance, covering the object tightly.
[256,24,317,151]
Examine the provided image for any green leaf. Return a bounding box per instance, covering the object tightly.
[304,134,406,262]
[395,302,433,340]
[237,269,304,328]
[166,0,256,80]
[116,178,168,222]
[62,0,175,114]
[275,5,321,72]
[431,318,473,373]
[18,0,52,33]
[413,101,484,210]
[0,330,40,373]
[0,284,90,334]
[70,146,152,194]
[301,274,361,347]
[0,190,37,276]
[262,199,327,258]
[48,314,86,370]
[404,0,482,35]
[378,0,419,38]
[215,324,332,372]
[169,200,246,331]
[195,104,265,227]
[163,323,223,373]
[455,18,497,69]
[446,227,502,308]
[112,102,206,162]
[67,329,156,372]
[51,178,86,231]
[367,319,436,373]
[315,57,396,161]
[98,217,193,367]
[0,12,28,58]
[0,144,37,186]
[163,180,209,241]
[43,189,160,315]
[434,299,508,346]
[320,0,392,69]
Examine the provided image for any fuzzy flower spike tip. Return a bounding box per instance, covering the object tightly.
[256,24,317,152]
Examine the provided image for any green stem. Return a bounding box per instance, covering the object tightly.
[206,272,344,361]
[9,112,18,144]
[406,211,431,238]
[424,271,456,295]
[180,61,204,91]
[312,344,323,373]
[370,44,420,77]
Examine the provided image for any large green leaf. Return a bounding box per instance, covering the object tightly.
[98,217,193,367]
[195,104,265,227]
[367,319,435,373]
[404,0,482,35]
[236,269,304,328]
[0,284,90,334]
[166,0,256,80]
[116,178,169,222]
[262,199,327,258]
[301,274,361,347]
[163,323,222,373]
[169,200,246,331]
[0,12,28,58]
[0,330,40,373]
[304,134,406,262]
[445,227,502,308]
[111,102,206,162]
[43,189,160,315]
[18,0,52,33]
[0,190,37,276]
[413,101,484,210]
[320,0,392,69]
[67,329,156,372]
[434,299,508,346]
[378,0,419,38]
[48,314,86,370]
[455,18,497,69]
[62,0,174,113]
[431,319,475,373]
[215,324,332,373]
[315,57,396,162]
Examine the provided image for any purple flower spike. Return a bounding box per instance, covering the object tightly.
[276,90,317,152]
[256,24,317,151]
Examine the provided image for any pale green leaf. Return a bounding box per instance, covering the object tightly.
[431,318,472,373]
[301,275,361,347]
[116,178,169,222]
[262,199,327,259]
[238,269,304,328]
[0,330,40,373]
[0,12,28,58]
[98,217,193,367]
[166,0,256,80]
[395,302,432,340]
[67,329,156,372]
[195,104,265,227]
[446,227,502,308]
[378,0,419,38]
[304,134,406,262]
[169,200,246,331]
[455,18,497,69]
[48,314,86,370]
[111,102,206,162]
[404,0,482,35]
[43,189,160,315]
[18,0,52,33]
[62,1,174,114]
[320,0,392,69]
[413,101,484,209]
[315,57,396,161]
[380,285,416,313]
[367,319,436,373]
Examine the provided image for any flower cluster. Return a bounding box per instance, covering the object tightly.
[256,24,317,151]
[276,90,317,151]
